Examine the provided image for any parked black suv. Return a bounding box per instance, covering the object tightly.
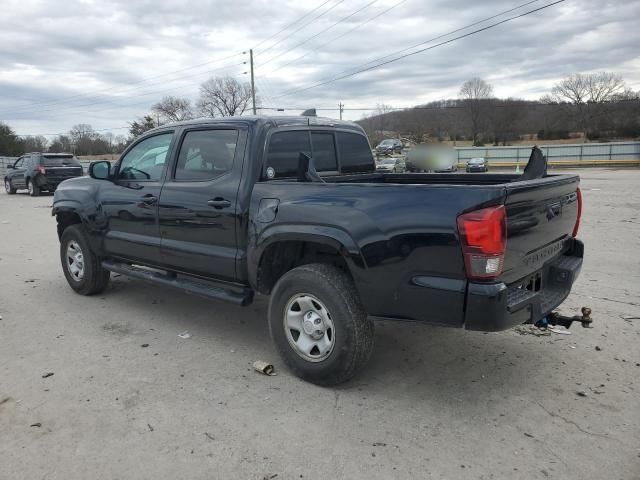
[375,139,403,155]
[5,153,83,196]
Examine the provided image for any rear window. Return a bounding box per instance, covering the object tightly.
[265,130,339,179]
[42,155,80,166]
[266,131,311,179]
[310,132,337,172]
[336,132,374,174]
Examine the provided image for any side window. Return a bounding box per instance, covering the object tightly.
[265,131,311,179]
[310,132,338,172]
[336,132,375,174]
[14,158,24,168]
[118,133,173,181]
[175,129,238,181]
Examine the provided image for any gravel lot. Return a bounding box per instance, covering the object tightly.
[1,169,638,480]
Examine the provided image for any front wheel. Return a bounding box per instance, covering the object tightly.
[60,225,110,295]
[4,179,16,194]
[268,263,374,385]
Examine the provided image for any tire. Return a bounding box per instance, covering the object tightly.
[60,225,110,295]
[268,263,374,385]
[27,179,40,197]
[4,179,16,194]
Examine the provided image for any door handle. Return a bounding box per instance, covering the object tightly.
[141,194,157,205]
[207,198,231,209]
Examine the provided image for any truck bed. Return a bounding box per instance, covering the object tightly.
[252,172,581,329]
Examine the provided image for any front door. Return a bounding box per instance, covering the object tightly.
[158,127,246,282]
[8,156,27,188]
[99,132,174,265]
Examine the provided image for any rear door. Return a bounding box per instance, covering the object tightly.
[99,131,175,265]
[501,175,580,284]
[158,126,247,281]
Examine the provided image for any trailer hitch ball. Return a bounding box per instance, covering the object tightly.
[546,306,593,329]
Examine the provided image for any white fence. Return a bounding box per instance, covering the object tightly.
[454,141,640,164]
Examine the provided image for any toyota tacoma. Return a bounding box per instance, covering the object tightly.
[52,116,583,385]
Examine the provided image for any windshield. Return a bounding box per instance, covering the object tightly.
[469,158,485,164]
[42,155,80,166]
[380,159,395,165]
[380,140,394,145]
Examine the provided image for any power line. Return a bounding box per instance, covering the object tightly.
[256,0,346,56]
[2,61,246,119]
[273,0,565,99]
[268,0,408,74]
[252,0,334,49]
[17,97,639,137]
[258,0,380,68]
[303,0,543,82]
[4,51,247,114]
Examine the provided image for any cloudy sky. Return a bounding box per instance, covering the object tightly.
[1,0,639,138]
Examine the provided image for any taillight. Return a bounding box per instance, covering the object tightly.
[572,187,582,238]
[457,205,507,280]
[36,165,46,175]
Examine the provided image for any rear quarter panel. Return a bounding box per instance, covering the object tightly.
[249,181,505,327]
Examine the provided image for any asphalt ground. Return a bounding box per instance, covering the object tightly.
[1,168,638,479]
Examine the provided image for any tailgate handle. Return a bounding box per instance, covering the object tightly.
[546,202,561,219]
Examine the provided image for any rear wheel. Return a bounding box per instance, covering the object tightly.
[4,179,16,194]
[27,179,40,197]
[60,225,110,295]
[268,263,374,385]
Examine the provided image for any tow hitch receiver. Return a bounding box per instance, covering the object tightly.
[536,307,593,329]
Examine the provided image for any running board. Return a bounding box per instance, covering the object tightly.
[101,260,253,306]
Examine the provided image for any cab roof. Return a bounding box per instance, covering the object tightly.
[146,115,364,134]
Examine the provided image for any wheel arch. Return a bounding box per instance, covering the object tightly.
[251,226,366,296]
[54,205,84,241]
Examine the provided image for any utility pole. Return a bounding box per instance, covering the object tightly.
[250,49,256,115]
[338,102,344,120]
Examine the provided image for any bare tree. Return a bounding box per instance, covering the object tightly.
[459,77,494,145]
[48,135,72,153]
[488,99,525,145]
[21,135,48,152]
[197,76,255,117]
[548,72,626,138]
[152,96,194,123]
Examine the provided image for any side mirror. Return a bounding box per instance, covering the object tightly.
[89,161,111,180]
[6,163,14,169]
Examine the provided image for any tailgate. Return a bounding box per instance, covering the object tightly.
[501,175,580,284]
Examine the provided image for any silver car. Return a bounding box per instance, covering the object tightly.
[376,158,405,173]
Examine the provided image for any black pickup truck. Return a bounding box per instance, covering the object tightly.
[52,116,583,385]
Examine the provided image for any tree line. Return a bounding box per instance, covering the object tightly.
[1,72,637,157]
[359,72,640,146]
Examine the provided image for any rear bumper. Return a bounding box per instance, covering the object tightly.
[464,239,584,331]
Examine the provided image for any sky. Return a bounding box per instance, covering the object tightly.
[0,0,639,138]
